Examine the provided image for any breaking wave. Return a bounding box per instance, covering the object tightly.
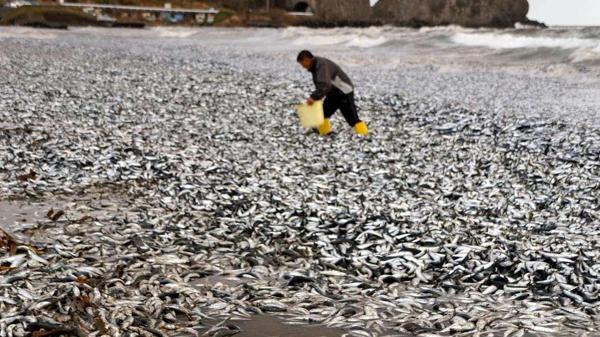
[451,32,600,61]
[153,28,197,38]
[284,25,600,64]
[452,32,600,50]
[345,36,388,48]
[293,34,388,48]
[289,26,389,48]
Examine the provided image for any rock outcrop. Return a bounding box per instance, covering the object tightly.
[372,0,529,28]
[311,0,531,28]
[218,0,537,28]
[314,0,373,26]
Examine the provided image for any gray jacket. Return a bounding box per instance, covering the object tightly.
[310,56,354,100]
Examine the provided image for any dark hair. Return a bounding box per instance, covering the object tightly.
[297,50,314,62]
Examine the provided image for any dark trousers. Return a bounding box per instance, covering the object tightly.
[323,92,361,127]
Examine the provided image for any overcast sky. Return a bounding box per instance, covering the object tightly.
[369,0,600,26]
[526,0,600,26]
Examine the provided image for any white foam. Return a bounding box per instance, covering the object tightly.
[293,34,352,46]
[451,32,600,51]
[419,25,470,34]
[291,27,387,48]
[152,28,197,38]
[514,22,545,30]
[452,32,600,63]
[570,47,600,62]
[345,36,387,48]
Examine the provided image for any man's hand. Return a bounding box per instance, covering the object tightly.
[306,97,315,106]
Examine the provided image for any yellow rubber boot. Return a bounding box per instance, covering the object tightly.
[318,118,332,136]
[354,121,369,136]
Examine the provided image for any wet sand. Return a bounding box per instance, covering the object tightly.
[0,184,131,243]
[190,277,349,337]
[0,199,61,242]
[199,316,346,337]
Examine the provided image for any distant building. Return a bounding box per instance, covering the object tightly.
[57,1,218,25]
[4,0,36,8]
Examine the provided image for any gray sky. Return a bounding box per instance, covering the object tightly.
[528,0,600,26]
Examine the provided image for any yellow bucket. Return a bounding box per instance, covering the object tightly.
[296,100,324,128]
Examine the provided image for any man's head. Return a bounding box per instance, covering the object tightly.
[297,50,314,71]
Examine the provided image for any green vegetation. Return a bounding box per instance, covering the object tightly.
[213,7,234,24]
[0,6,98,27]
[456,0,469,9]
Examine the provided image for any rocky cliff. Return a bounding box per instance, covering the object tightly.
[315,0,373,26]
[313,0,532,28]
[373,0,529,27]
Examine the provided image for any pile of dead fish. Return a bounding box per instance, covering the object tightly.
[0,31,600,337]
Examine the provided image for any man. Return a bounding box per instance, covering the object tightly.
[297,50,369,136]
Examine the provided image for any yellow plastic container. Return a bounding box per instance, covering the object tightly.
[296,100,324,128]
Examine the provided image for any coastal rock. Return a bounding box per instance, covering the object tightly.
[130,0,537,28]
[309,0,531,28]
[371,0,529,28]
[314,0,373,26]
